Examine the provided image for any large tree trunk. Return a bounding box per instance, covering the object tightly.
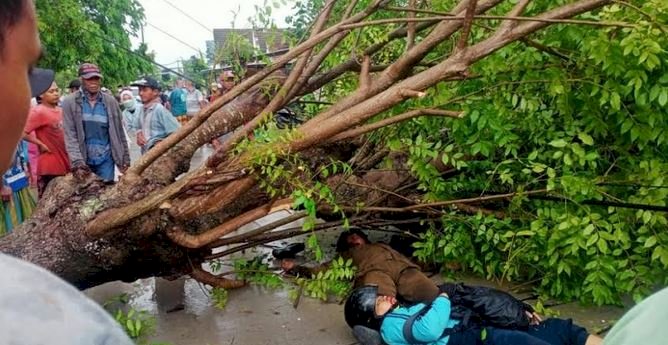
[0,0,614,289]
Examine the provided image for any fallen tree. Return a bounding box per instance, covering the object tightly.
[2,0,667,304]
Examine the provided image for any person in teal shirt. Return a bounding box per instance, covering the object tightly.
[346,286,604,345]
[167,79,188,125]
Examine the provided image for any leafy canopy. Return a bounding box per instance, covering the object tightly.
[35,0,156,88]
[280,0,668,305]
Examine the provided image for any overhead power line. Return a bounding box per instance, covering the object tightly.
[81,27,196,82]
[159,0,213,34]
[146,22,203,54]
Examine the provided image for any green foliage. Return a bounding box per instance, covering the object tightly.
[405,1,668,305]
[35,0,156,88]
[290,256,356,301]
[211,287,229,310]
[103,294,158,343]
[233,258,284,289]
[284,0,668,305]
[180,55,209,88]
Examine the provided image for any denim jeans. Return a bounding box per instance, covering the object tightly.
[449,318,589,345]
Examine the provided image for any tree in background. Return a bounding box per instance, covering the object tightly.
[36,0,156,88]
[180,55,210,88]
[0,0,666,307]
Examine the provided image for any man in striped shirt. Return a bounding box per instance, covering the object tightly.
[62,63,130,182]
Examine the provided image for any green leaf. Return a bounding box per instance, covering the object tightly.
[597,238,609,254]
[659,89,668,107]
[644,236,657,248]
[610,92,621,111]
[578,132,594,145]
[586,233,599,248]
[621,119,633,134]
[583,224,595,236]
[549,139,568,148]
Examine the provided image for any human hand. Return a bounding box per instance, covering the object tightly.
[38,143,51,153]
[136,132,147,146]
[525,311,542,325]
[1,186,12,201]
[280,258,296,272]
[119,165,129,174]
[72,165,91,180]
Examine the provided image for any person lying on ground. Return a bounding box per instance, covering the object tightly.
[347,285,604,345]
[278,228,440,305]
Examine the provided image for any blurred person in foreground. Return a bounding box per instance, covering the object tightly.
[0,0,133,343]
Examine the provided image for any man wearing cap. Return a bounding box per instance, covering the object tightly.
[67,79,81,95]
[131,76,180,153]
[220,70,236,94]
[62,63,130,181]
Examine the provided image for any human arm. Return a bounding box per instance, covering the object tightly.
[159,106,180,134]
[110,97,131,169]
[410,294,454,342]
[197,90,206,109]
[22,133,50,153]
[280,258,332,278]
[23,108,51,153]
[61,96,86,168]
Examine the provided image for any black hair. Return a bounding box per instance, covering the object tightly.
[335,228,370,253]
[0,0,27,56]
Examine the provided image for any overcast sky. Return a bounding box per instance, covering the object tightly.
[134,0,294,66]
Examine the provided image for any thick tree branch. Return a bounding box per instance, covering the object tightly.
[407,0,417,50]
[206,211,308,249]
[190,267,246,289]
[456,0,478,51]
[206,0,337,169]
[339,15,632,29]
[328,109,462,143]
[127,0,390,176]
[285,0,360,101]
[359,55,371,91]
[167,201,280,249]
[342,189,548,213]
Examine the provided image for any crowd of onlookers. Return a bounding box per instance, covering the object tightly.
[0,62,236,236]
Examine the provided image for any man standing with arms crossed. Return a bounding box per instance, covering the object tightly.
[62,63,130,182]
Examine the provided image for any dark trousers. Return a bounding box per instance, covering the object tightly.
[449,318,589,345]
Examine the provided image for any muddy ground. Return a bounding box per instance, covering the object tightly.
[85,209,628,345]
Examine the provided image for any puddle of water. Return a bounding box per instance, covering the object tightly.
[86,278,355,345]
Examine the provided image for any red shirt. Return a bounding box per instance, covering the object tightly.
[24,105,70,176]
